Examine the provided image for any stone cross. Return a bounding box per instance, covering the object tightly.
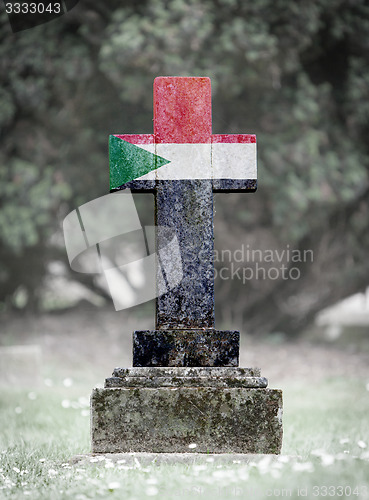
[109,77,257,367]
[91,77,283,455]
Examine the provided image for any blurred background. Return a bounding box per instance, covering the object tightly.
[1,0,369,385]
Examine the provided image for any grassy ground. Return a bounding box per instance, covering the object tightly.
[1,309,369,499]
[1,378,369,498]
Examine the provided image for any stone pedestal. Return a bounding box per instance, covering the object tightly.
[91,367,283,454]
[133,330,240,366]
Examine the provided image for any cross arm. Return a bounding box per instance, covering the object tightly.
[211,134,257,193]
[109,133,257,193]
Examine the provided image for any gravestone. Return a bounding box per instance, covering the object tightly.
[91,77,283,454]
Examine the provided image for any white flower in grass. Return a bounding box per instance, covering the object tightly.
[15,407,22,414]
[4,477,15,487]
[358,440,367,449]
[256,455,272,474]
[206,457,214,463]
[336,453,349,460]
[39,459,46,463]
[321,454,335,467]
[61,400,70,409]
[193,464,207,472]
[238,468,249,481]
[212,469,233,479]
[311,449,325,457]
[188,443,197,449]
[24,491,31,496]
[272,461,283,470]
[108,482,121,491]
[339,438,349,444]
[117,465,130,470]
[292,462,314,472]
[13,467,20,473]
[27,392,37,400]
[146,486,159,496]
[63,378,73,387]
[48,469,58,477]
[211,469,222,478]
[81,410,89,417]
[116,459,126,464]
[104,462,114,469]
[271,468,281,479]
[89,458,99,463]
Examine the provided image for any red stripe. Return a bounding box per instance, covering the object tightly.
[114,134,154,145]
[114,133,256,145]
[212,134,256,144]
[154,77,212,144]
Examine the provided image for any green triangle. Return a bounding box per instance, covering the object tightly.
[109,135,170,189]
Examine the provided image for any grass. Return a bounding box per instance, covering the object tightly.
[1,377,369,499]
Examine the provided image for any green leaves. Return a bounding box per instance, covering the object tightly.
[1,0,369,319]
[0,160,71,254]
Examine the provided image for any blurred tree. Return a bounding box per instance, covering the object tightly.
[0,0,368,334]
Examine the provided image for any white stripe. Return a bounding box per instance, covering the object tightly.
[212,143,257,180]
[156,144,211,180]
[135,144,156,181]
[134,142,257,181]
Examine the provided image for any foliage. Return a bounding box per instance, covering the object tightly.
[0,0,369,331]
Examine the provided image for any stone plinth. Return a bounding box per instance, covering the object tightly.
[91,367,283,454]
[133,330,239,367]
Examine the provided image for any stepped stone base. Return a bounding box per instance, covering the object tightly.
[133,330,240,367]
[91,367,283,454]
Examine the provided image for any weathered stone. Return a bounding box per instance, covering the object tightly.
[212,178,257,192]
[105,367,268,388]
[91,386,283,454]
[156,180,215,329]
[105,374,268,388]
[133,329,239,367]
[112,367,261,377]
[104,376,268,388]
